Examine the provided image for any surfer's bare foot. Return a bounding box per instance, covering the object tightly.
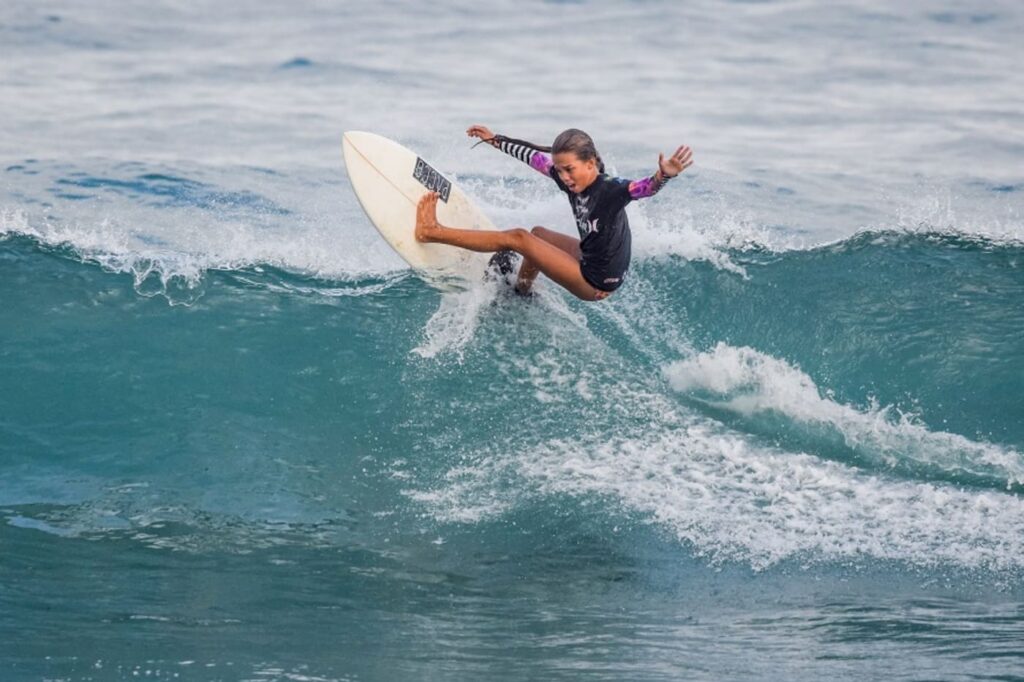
[415,192,442,242]
[513,279,534,297]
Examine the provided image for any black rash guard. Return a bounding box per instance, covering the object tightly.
[550,171,633,291]
[492,137,670,293]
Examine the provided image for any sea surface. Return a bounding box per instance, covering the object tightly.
[2,1,1024,680]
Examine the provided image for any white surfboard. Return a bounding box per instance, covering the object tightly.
[342,131,494,281]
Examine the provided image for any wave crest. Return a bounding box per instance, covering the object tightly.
[664,343,1024,488]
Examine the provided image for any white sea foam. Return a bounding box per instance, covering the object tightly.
[516,424,1024,571]
[628,191,752,275]
[403,464,516,524]
[664,343,1024,486]
[406,313,1024,571]
[412,281,499,360]
[0,207,30,235]
[888,181,1024,246]
[411,262,590,361]
[410,394,1024,571]
[0,182,407,304]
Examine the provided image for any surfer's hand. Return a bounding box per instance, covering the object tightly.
[659,145,693,178]
[467,125,497,144]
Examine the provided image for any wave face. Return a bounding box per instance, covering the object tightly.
[5,179,1024,682]
[3,231,1023,536]
[656,231,1024,473]
[4,186,1024,681]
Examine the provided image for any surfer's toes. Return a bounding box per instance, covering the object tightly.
[415,193,438,242]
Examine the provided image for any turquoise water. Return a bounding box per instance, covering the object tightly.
[4,232,1024,679]
[3,1,1024,680]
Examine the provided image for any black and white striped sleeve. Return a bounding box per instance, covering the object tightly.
[491,138,554,175]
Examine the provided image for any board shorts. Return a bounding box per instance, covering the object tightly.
[580,263,624,300]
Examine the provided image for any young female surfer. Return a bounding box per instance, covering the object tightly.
[414,125,693,301]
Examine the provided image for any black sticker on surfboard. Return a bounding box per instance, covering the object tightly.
[413,158,451,203]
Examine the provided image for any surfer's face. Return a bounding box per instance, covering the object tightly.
[553,152,599,193]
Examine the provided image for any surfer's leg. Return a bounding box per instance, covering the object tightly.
[416,193,605,301]
[515,226,581,295]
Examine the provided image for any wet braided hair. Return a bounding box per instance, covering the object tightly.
[487,128,606,174]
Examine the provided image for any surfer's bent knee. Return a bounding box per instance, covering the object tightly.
[505,227,531,250]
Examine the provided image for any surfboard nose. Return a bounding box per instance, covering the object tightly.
[342,130,361,155]
[343,131,398,167]
[343,130,378,150]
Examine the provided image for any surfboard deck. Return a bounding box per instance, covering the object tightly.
[342,131,495,283]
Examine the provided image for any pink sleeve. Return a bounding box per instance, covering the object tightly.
[529,152,553,176]
[628,174,669,199]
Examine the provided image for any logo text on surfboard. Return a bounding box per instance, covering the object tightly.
[413,158,451,203]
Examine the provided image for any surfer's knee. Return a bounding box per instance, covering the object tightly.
[505,227,532,250]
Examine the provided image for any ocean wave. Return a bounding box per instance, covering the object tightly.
[399,291,1024,573]
[664,343,1024,488]
[649,227,1024,454]
[7,155,1020,312]
[5,187,1023,578]
[0,229,409,305]
[806,227,1024,255]
[407,398,1024,573]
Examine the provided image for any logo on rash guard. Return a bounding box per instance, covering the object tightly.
[573,196,598,235]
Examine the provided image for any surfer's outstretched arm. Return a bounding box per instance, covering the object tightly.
[415,192,608,301]
[467,125,553,176]
[627,145,694,198]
